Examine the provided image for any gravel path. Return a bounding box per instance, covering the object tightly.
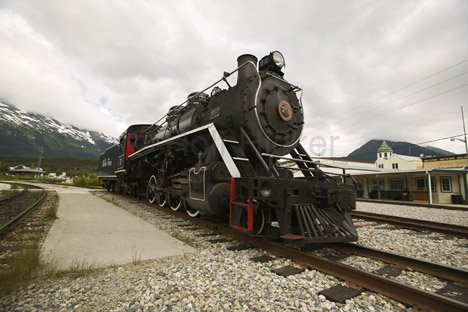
[3,192,467,311]
[356,201,468,226]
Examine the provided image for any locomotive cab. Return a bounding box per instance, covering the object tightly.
[117,125,150,170]
[112,124,151,193]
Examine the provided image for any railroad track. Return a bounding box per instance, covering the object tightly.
[116,195,468,312]
[0,183,47,236]
[352,210,468,238]
[326,242,468,286]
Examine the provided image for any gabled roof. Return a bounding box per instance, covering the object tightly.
[377,140,393,153]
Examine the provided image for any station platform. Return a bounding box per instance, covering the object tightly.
[39,184,195,270]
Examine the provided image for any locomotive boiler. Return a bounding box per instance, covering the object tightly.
[98,51,358,243]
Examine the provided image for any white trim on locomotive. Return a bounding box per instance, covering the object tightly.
[245,61,304,149]
[188,166,206,201]
[128,123,242,178]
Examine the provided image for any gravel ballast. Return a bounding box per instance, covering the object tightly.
[3,192,467,311]
[356,201,468,226]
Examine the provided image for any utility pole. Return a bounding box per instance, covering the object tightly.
[462,106,468,167]
[37,147,44,169]
[460,106,468,201]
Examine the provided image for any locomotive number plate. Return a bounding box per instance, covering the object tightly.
[278,100,293,121]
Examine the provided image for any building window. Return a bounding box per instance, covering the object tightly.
[378,164,384,168]
[389,179,404,190]
[129,133,137,145]
[384,152,387,158]
[379,153,382,158]
[440,177,452,193]
[371,178,384,191]
[392,163,399,169]
[415,177,435,191]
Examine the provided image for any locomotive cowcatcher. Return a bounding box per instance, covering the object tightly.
[98,51,358,244]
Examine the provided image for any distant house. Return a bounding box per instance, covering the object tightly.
[9,165,45,177]
[422,154,468,169]
[349,148,467,205]
[48,172,67,180]
[374,141,422,170]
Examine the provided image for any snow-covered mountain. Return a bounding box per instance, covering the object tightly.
[0,101,117,159]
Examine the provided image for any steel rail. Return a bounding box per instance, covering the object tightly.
[329,242,468,286]
[0,184,47,235]
[135,198,468,312]
[352,210,468,238]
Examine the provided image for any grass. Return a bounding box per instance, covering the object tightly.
[0,240,41,294]
[73,174,100,187]
[0,190,16,200]
[0,192,60,294]
[132,250,142,265]
[41,196,59,221]
[0,251,98,294]
[45,259,97,279]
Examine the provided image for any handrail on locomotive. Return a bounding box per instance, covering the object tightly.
[143,59,303,137]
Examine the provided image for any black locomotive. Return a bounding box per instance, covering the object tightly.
[98,51,358,243]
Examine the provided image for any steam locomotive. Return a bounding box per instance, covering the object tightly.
[98,51,358,243]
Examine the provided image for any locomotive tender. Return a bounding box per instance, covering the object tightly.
[98,51,358,243]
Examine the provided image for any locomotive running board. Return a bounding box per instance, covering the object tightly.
[128,123,241,178]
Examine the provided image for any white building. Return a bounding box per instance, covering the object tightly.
[375,141,422,170]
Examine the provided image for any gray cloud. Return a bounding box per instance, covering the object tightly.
[0,0,467,156]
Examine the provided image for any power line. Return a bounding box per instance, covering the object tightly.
[319,82,468,134]
[309,72,468,133]
[311,57,468,127]
[332,133,468,160]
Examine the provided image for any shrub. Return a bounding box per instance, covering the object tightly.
[73,173,100,187]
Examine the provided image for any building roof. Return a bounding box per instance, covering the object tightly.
[394,154,422,162]
[351,167,468,176]
[377,140,393,153]
[422,153,466,162]
[9,165,45,174]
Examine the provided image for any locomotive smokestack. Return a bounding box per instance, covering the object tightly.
[237,54,258,84]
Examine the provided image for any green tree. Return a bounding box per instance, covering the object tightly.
[77,168,89,177]
[0,163,9,174]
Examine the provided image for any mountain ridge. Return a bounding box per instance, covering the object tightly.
[0,101,117,159]
[344,139,454,162]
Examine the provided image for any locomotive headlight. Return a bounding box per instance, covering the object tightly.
[259,51,286,74]
[272,51,285,69]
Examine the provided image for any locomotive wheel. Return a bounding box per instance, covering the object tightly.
[147,175,157,204]
[157,192,167,207]
[169,194,181,211]
[185,201,200,217]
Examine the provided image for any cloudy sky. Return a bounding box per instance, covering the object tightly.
[1,0,467,156]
